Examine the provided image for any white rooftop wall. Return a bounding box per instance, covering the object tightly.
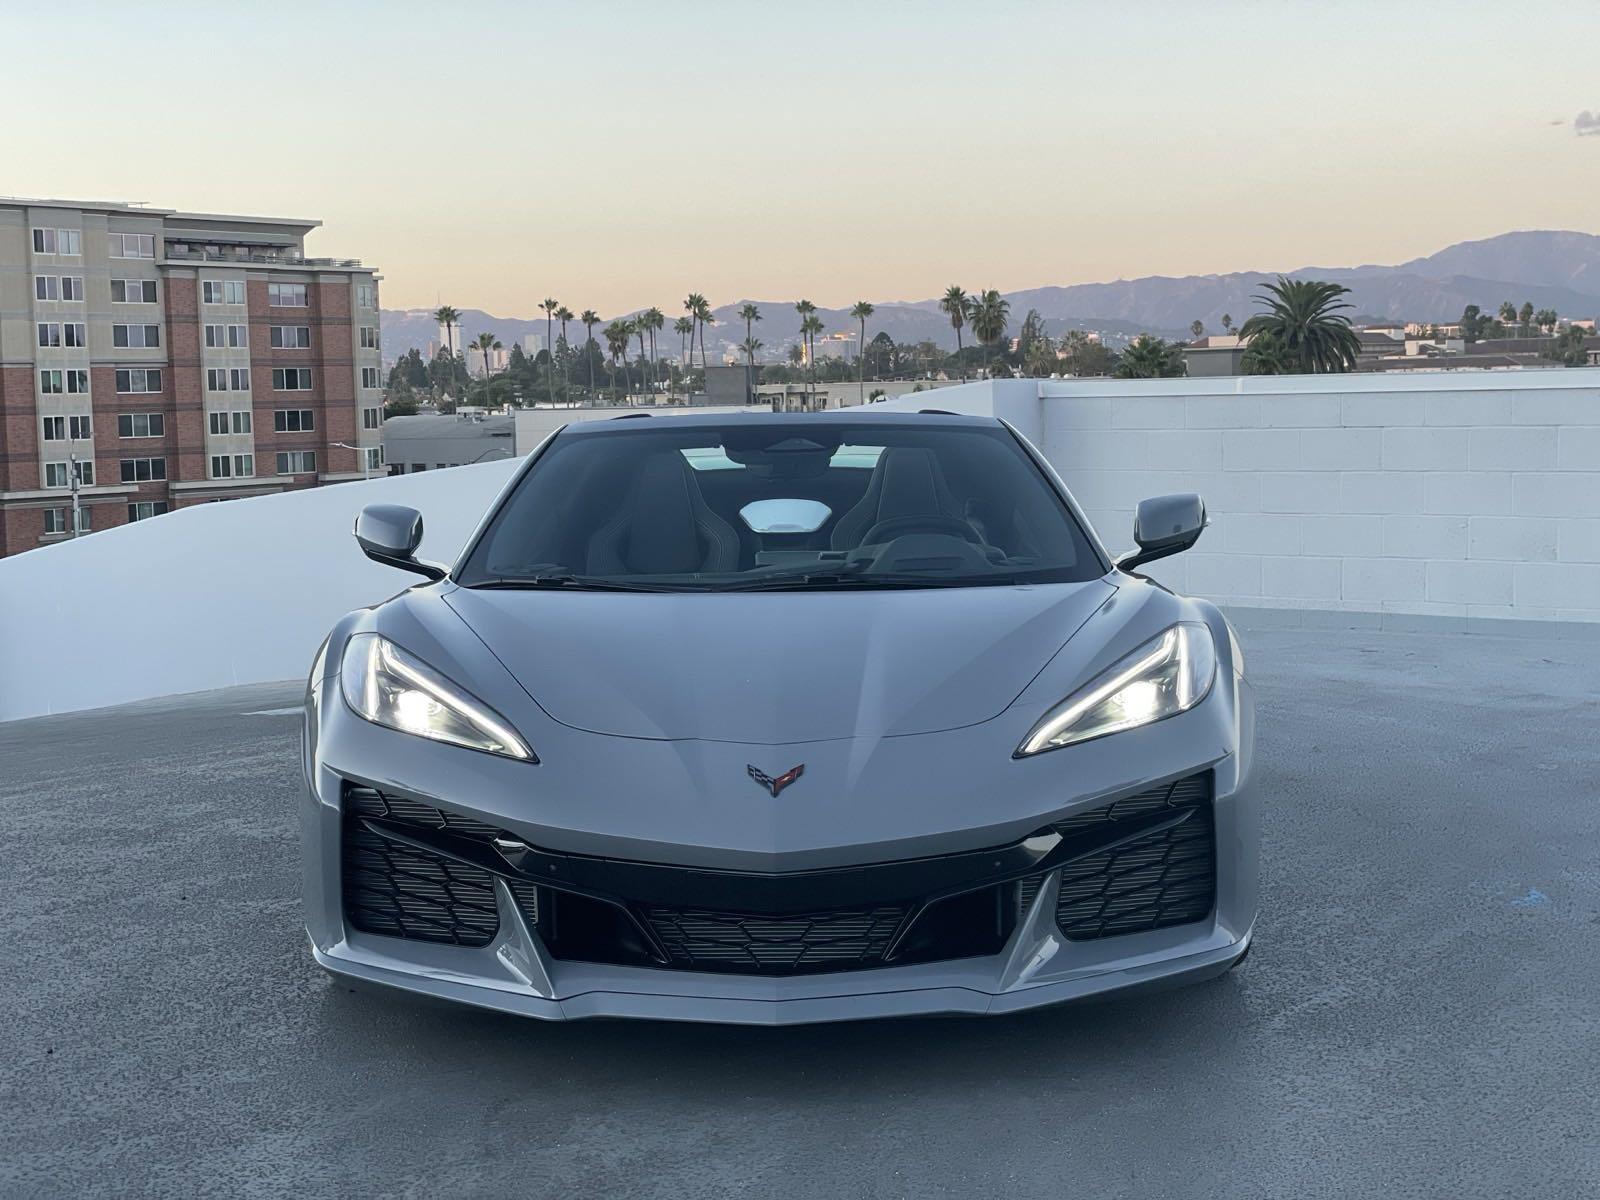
[880,369,1600,633]
[0,461,520,721]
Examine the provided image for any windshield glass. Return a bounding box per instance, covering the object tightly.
[456,421,1105,591]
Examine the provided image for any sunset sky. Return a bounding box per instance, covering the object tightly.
[6,0,1599,316]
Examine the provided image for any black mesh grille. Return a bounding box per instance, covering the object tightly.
[1020,773,1215,941]
[642,905,908,975]
[341,785,502,946]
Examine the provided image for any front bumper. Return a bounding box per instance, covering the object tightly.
[302,665,1258,1025]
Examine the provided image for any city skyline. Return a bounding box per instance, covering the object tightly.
[5,1,1599,315]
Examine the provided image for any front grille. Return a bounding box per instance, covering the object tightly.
[341,785,502,947]
[642,904,908,975]
[1020,773,1215,941]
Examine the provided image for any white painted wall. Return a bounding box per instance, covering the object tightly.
[0,461,520,721]
[882,369,1600,632]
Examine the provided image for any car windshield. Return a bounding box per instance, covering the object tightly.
[456,420,1105,591]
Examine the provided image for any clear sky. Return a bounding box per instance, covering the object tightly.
[5,1,1598,316]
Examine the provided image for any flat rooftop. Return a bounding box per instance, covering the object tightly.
[0,195,322,229]
[2,624,1595,1195]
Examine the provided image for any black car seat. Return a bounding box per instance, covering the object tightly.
[586,451,743,574]
[829,446,970,550]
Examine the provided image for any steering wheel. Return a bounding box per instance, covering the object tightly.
[861,515,983,545]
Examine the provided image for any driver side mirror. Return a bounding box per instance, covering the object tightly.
[1116,493,1206,572]
[355,504,448,581]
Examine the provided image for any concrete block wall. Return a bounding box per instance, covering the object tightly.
[882,371,1600,631]
[1042,370,1600,630]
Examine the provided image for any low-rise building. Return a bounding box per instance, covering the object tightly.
[381,412,515,473]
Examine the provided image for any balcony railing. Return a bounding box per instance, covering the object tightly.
[161,245,364,269]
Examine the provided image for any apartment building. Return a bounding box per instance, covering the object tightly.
[0,198,383,556]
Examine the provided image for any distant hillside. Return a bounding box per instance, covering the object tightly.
[380,230,1600,360]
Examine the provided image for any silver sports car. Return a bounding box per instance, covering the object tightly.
[302,410,1257,1024]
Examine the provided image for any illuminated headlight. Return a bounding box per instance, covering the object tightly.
[1017,623,1216,757]
[339,634,535,761]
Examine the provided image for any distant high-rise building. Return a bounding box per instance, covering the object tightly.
[0,197,383,556]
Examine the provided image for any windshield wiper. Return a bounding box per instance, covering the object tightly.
[469,574,685,593]
[720,572,1025,592]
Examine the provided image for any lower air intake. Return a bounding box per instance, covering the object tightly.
[1022,773,1215,941]
[642,905,908,975]
[341,785,501,947]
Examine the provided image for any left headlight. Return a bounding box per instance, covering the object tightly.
[1016,622,1216,757]
[339,634,536,761]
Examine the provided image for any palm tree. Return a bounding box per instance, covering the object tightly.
[555,306,574,403]
[794,300,817,403]
[1190,319,1205,341]
[1498,300,1518,328]
[1536,308,1558,334]
[741,335,763,396]
[642,307,664,399]
[1518,301,1535,336]
[693,296,713,374]
[432,305,461,357]
[684,294,707,380]
[539,298,559,405]
[850,301,875,404]
[673,316,694,397]
[802,313,824,407]
[472,331,501,379]
[939,286,968,379]
[604,320,631,405]
[739,304,762,400]
[1237,277,1360,374]
[969,289,1010,377]
[1116,334,1186,378]
[1241,330,1290,376]
[580,309,600,399]
[635,321,649,399]
[1221,313,1234,334]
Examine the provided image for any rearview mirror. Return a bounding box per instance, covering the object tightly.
[1117,493,1206,572]
[355,504,447,581]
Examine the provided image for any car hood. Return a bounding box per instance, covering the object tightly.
[442,580,1116,744]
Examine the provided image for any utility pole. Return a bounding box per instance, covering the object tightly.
[69,452,84,537]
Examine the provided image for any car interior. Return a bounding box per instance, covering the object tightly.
[467,424,1099,584]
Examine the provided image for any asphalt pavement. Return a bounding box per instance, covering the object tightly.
[2,627,1598,1199]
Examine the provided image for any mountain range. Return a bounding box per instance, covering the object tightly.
[380,230,1600,361]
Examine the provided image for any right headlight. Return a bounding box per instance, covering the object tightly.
[339,634,536,761]
[1016,623,1216,757]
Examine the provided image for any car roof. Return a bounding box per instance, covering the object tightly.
[558,408,1002,437]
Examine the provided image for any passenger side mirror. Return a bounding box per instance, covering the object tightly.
[1117,493,1206,572]
[355,504,448,581]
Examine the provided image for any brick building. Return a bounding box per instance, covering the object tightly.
[0,198,382,556]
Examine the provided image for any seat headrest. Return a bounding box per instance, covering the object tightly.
[625,452,702,574]
[875,447,944,522]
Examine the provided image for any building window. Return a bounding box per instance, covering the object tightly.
[270,325,311,349]
[62,276,84,301]
[201,280,246,304]
[44,507,68,534]
[64,323,87,348]
[70,414,92,440]
[119,457,167,483]
[115,368,162,394]
[234,410,252,434]
[210,454,254,479]
[232,368,251,391]
[128,501,168,522]
[111,279,158,303]
[108,232,156,259]
[276,450,316,475]
[40,370,63,394]
[267,283,308,307]
[33,228,81,255]
[35,276,58,301]
[208,412,228,436]
[362,406,382,430]
[112,324,161,348]
[359,326,380,350]
[45,461,94,487]
[272,368,312,391]
[118,413,164,438]
[363,446,384,472]
[357,283,377,308]
[37,323,60,347]
[274,408,314,432]
[205,324,248,348]
[66,370,89,394]
[360,366,381,389]
[42,416,65,441]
